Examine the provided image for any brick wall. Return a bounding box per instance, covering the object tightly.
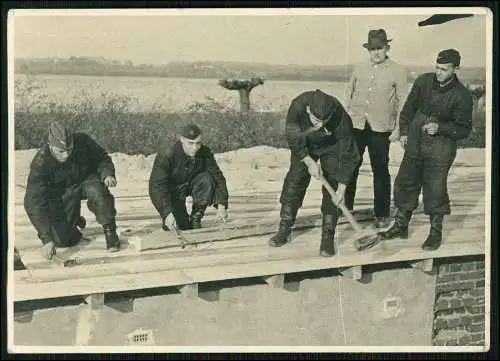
[432,255,486,346]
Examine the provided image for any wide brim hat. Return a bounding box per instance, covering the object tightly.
[363,29,392,49]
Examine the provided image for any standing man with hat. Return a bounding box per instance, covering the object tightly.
[344,29,409,229]
[269,89,360,257]
[378,49,473,251]
[149,123,229,232]
[24,121,121,260]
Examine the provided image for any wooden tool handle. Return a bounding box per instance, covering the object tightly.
[319,174,363,232]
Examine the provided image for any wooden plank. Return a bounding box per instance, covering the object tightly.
[340,266,363,280]
[410,259,434,273]
[263,274,285,288]
[84,294,105,311]
[178,283,198,299]
[14,269,194,302]
[13,223,485,302]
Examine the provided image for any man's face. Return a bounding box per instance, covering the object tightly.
[368,45,389,64]
[180,135,202,157]
[435,62,456,84]
[49,144,73,163]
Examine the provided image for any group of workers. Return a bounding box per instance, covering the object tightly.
[21,29,473,261]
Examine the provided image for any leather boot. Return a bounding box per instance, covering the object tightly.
[269,204,298,247]
[319,213,337,257]
[422,214,444,251]
[190,205,207,229]
[378,209,412,240]
[103,221,120,252]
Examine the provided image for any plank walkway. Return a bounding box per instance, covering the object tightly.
[10,165,487,305]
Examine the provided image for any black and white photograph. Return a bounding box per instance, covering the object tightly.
[6,6,493,353]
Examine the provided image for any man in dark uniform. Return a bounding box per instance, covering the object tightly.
[149,124,229,232]
[269,89,360,257]
[378,49,473,251]
[24,121,121,260]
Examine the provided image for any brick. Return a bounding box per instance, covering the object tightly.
[470,332,485,342]
[446,339,459,346]
[447,316,471,328]
[476,261,485,270]
[469,341,485,346]
[434,318,448,329]
[437,274,457,283]
[475,297,485,304]
[457,270,485,281]
[437,281,475,293]
[468,307,486,316]
[468,323,485,333]
[458,334,472,345]
[433,339,446,346]
[449,299,463,309]
[476,280,485,288]
[450,264,463,272]
[471,314,485,323]
[458,289,473,298]
[435,300,450,311]
[472,288,485,297]
[462,262,477,271]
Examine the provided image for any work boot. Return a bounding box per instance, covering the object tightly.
[374,217,391,229]
[103,221,120,252]
[76,216,86,230]
[422,214,444,251]
[269,204,298,247]
[319,213,337,257]
[378,209,412,240]
[190,206,207,229]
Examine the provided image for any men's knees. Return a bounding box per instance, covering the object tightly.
[85,181,113,201]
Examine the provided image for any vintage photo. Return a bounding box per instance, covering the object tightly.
[7,7,492,353]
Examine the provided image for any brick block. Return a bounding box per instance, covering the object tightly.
[476,261,485,270]
[468,323,485,333]
[472,288,485,297]
[458,334,472,345]
[437,274,457,283]
[457,270,484,281]
[462,263,477,271]
[433,339,446,346]
[436,281,475,293]
[450,264,463,272]
[435,300,450,311]
[446,339,459,346]
[476,280,485,288]
[448,316,471,328]
[434,317,448,330]
[468,307,486,316]
[470,332,485,342]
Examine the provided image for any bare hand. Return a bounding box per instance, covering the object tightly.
[422,122,439,135]
[41,241,56,260]
[400,136,408,149]
[389,129,400,142]
[104,176,117,188]
[163,213,178,231]
[217,204,228,222]
[335,183,346,207]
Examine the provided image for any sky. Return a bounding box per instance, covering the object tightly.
[9,8,490,68]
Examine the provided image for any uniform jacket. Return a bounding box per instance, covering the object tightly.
[399,73,473,141]
[148,140,229,219]
[285,90,360,185]
[24,132,115,243]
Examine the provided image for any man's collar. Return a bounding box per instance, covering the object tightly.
[433,74,458,92]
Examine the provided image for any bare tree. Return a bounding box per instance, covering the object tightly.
[218,77,264,113]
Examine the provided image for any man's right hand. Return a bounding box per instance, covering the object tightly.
[41,241,56,260]
[302,156,321,180]
[163,213,178,231]
[400,136,408,149]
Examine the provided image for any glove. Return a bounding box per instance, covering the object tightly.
[217,204,228,222]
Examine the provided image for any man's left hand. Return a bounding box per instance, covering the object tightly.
[103,176,117,188]
[217,204,228,222]
[389,129,400,142]
[422,122,439,136]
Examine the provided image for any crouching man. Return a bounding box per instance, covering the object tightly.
[149,124,229,232]
[24,121,121,260]
[269,89,360,257]
[378,49,473,251]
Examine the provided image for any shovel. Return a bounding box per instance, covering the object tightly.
[318,174,381,251]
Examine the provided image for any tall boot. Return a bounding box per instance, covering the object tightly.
[422,214,444,251]
[103,220,120,252]
[269,204,298,247]
[319,213,337,257]
[190,205,207,229]
[378,209,412,240]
